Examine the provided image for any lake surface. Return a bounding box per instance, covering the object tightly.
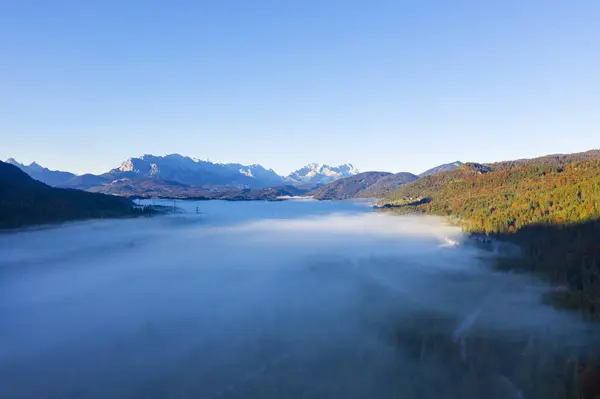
[0,199,597,398]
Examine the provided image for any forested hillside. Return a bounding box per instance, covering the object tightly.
[309,171,419,200]
[355,172,419,198]
[309,172,392,200]
[488,149,600,172]
[384,152,600,321]
[386,160,600,234]
[0,161,140,229]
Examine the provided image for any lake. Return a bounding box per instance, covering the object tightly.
[0,199,597,398]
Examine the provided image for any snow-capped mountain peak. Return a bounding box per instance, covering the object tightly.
[342,163,359,174]
[118,158,137,172]
[286,163,360,185]
[110,154,359,187]
[149,164,160,176]
[109,154,285,187]
[239,168,254,178]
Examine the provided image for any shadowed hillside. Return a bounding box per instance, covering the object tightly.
[0,161,140,229]
[492,221,600,321]
[5,158,76,186]
[356,172,419,198]
[309,172,392,199]
[309,171,419,200]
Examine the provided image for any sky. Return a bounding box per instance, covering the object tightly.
[1,0,600,176]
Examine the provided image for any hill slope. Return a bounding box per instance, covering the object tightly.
[309,172,392,200]
[59,174,110,189]
[384,150,600,324]
[355,172,419,198]
[488,149,600,171]
[0,161,138,229]
[385,154,600,234]
[419,161,463,177]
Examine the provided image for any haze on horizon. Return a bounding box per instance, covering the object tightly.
[1,0,600,175]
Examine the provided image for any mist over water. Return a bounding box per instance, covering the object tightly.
[0,200,597,398]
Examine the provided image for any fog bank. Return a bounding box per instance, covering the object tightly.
[0,200,596,398]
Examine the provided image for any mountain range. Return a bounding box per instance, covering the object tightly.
[6,158,76,187]
[4,154,463,199]
[286,163,360,184]
[6,154,361,189]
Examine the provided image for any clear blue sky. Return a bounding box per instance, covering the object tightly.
[1,0,599,175]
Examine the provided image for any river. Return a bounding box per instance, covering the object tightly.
[0,199,597,398]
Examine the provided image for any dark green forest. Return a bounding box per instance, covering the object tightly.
[0,161,141,229]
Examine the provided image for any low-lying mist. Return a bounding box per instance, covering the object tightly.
[0,200,596,398]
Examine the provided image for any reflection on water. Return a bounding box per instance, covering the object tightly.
[0,200,597,398]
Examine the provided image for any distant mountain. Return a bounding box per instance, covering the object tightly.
[213,185,308,201]
[4,154,360,198]
[310,172,391,200]
[6,158,76,187]
[108,155,359,188]
[104,154,284,188]
[419,161,463,177]
[0,161,137,229]
[87,177,211,197]
[355,172,419,198]
[59,174,110,189]
[309,171,419,200]
[1,160,46,187]
[88,176,308,200]
[286,163,359,185]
